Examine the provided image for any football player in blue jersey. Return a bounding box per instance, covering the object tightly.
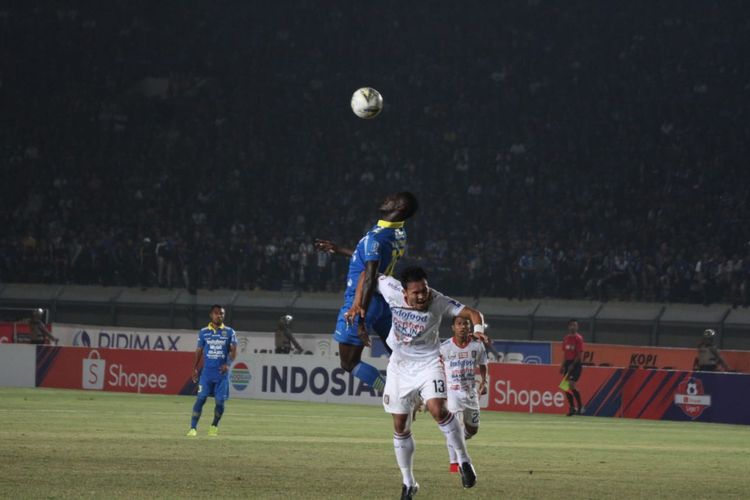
[187,304,237,437]
[315,191,418,391]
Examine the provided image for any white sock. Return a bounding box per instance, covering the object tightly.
[438,412,470,464]
[448,443,457,463]
[394,432,416,487]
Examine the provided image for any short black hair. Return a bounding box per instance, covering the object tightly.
[210,304,224,312]
[400,266,428,288]
[568,318,578,325]
[452,315,470,325]
[397,191,419,219]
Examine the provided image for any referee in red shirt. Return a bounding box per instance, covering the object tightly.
[560,319,585,416]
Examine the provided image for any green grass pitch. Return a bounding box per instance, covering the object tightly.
[1,388,749,499]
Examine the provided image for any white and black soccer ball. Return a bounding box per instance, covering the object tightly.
[350,87,383,119]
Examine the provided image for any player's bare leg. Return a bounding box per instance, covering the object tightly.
[338,343,365,372]
[426,398,476,488]
[338,341,385,391]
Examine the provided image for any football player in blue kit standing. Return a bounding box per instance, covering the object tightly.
[187,304,237,436]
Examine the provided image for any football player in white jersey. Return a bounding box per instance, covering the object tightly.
[440,316,488,473]
[355,266,487,499]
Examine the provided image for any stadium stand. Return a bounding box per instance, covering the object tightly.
[1,2,748,306]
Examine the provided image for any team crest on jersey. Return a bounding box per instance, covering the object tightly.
[674,377,711,419]
[383,394,390,404]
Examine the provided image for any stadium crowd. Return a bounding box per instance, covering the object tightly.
[1,2,748,306]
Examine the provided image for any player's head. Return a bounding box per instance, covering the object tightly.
[379,191,418,221]
[32,308,43,319]
[209,304,225,326]
[400,266,430,311]
[452,315,472,343]
[281,314,293,326]
[703,328,716,342]
[567,318,578,333]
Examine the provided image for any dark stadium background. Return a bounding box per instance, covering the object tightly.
[1,1,748,305]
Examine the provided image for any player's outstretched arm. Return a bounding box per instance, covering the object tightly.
[314,239,354,257]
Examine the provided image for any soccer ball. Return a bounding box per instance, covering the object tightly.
[350,87,383,119]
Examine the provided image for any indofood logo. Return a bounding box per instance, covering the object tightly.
[230,363,251,391]
[674,377,711,419]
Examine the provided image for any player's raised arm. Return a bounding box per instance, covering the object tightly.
[455,306,502,360]
[455,306,487,343]
[314,239,354,257]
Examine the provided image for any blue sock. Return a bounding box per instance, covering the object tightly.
[352,362,386,391]
[191,396,207,429]
[211,402,225,426]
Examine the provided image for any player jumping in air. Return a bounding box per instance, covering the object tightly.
[360,266,485,498]
[314,191,418,391]
[187,305,237,436]
[440,316,488,473]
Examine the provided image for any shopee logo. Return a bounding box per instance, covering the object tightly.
[107,364,168,393]
[82,350,106,390]
[493,379,566,413]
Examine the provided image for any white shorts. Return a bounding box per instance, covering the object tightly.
[383,356,447,414]
[455,407,481,429]
[446,391,479,412]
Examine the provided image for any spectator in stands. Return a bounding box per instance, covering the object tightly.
[1,2,748,308]
[28,308,58,345]
[693,329,730,372]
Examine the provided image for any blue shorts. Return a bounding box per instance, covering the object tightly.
[333,294,392,346]
[197,371,230,402]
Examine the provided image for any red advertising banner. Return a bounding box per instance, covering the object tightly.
[0,322,52,343]
[486,363,750,424]
[0,324,15,343]
[550,342,750,373]
[486,363,606,415]
[36,346,196,395]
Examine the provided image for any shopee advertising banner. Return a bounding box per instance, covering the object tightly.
[487,363,750,425]
[551,342,750,373]
[35,346,196,395]
[228,353,388,405]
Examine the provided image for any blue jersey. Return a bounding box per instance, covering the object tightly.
[343,219,407,305]
[197,323,237,373]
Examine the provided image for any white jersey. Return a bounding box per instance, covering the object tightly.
[377,275,465,362]
[440,338,487,410]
